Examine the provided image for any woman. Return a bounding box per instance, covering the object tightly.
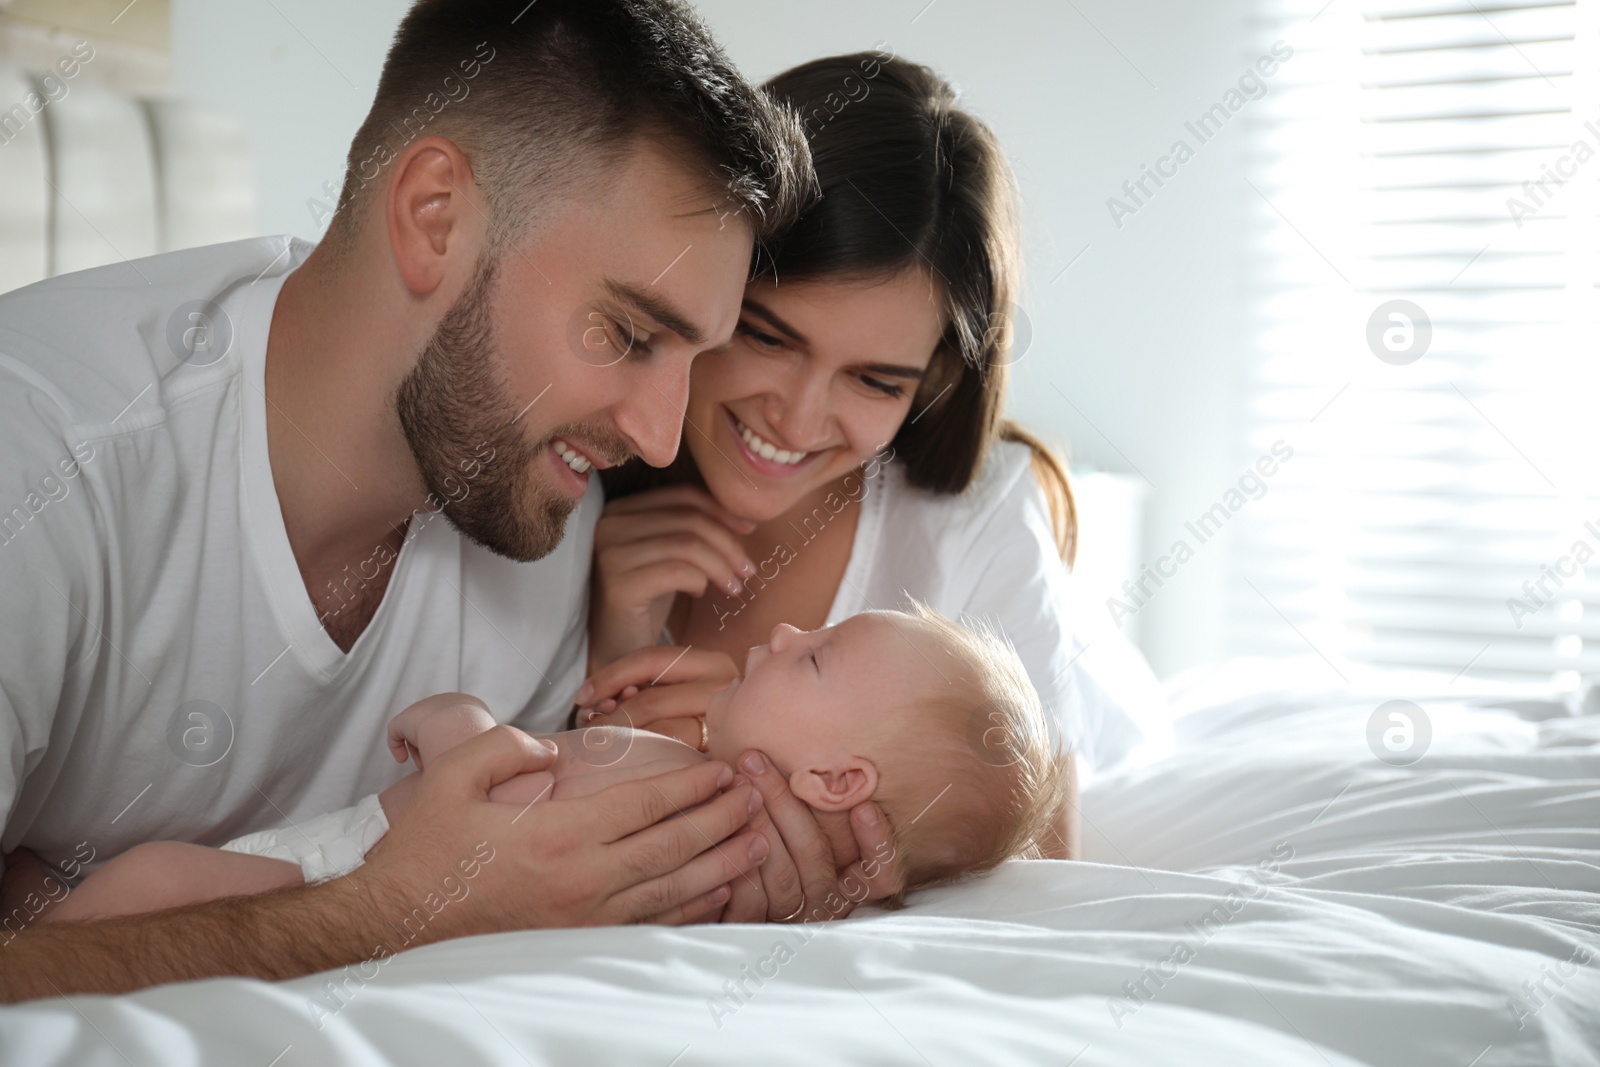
[579,53,1160,922]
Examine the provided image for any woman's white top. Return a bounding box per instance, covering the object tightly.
[692,440,1164,775]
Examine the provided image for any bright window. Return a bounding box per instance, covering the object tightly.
[1234,0,1600,688]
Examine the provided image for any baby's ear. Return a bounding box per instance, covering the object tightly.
[789,759,878,812]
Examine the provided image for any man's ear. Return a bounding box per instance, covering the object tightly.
[789,758,878,812]
[386,135,482,297]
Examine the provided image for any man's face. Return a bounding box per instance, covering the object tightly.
[396,138,754,561]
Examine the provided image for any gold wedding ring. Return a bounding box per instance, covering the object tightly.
[697,714,709,753]
[774,896,807,923]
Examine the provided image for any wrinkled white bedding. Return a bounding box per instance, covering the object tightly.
[4,659,1597,1066]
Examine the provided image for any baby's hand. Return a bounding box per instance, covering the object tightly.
[387,705,430,769]
[386,693,498,770]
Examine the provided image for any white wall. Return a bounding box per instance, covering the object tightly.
[170,0,413,239]
[170,0,1263,679]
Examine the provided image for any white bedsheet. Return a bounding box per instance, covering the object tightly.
[4,660,1597,1065]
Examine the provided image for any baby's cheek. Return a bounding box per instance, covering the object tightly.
[712,716,750,756]
[712,697,752,741]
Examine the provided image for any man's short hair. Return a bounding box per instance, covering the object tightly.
[324,0,813,260]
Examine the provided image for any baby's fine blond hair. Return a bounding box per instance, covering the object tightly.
[864,603,1071,907]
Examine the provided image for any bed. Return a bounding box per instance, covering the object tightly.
[3,659,1597,1065]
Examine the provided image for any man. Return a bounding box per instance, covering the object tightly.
[0,0,897,1003]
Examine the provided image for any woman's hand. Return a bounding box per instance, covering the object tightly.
[575,645,738,749]
[588,486,758,670]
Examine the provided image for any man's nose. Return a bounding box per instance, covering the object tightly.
[616,359,691,468]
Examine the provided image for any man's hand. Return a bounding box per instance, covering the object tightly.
[720,750,906,924]
[356,724,769,935]
[0,724,769,1002]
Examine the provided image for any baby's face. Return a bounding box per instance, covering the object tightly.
[704,611,946,806]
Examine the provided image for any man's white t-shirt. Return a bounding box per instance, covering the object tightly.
[0,236,598,881]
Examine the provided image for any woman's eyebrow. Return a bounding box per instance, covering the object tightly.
[741,298,807,344]
[861,364,928,381]
[744,300,928,381]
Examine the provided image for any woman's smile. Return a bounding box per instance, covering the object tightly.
[724,407,826,479]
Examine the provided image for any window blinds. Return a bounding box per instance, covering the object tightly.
[1232,0,1600,687]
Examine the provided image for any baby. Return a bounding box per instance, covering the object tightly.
[41,606,1067,922]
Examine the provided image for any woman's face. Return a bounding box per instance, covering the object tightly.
[682,269,947,522]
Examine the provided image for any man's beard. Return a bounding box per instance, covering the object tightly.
[394,253,582,562]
